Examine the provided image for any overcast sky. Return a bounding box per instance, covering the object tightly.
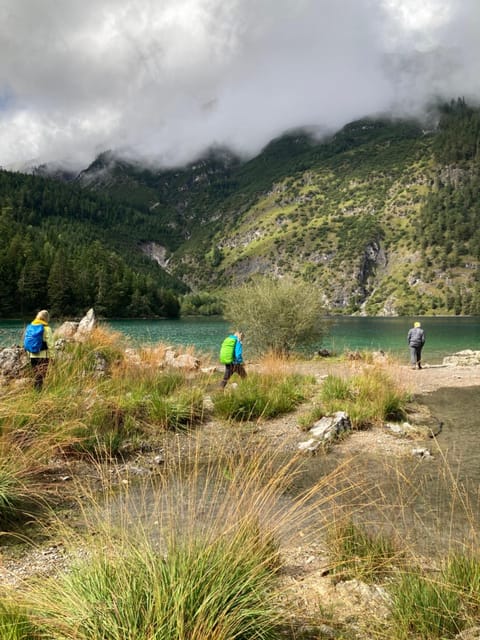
[1,0,479,171]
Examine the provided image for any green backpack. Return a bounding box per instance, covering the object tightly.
[219,336,237,364]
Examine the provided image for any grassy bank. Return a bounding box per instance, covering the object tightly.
[0,329,479,639]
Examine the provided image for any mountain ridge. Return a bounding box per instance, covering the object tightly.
[4,98,480,317]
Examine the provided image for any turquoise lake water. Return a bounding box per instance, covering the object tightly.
[1,316,478,363]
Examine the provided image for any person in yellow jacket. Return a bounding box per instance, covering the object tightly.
[24,309,54,390]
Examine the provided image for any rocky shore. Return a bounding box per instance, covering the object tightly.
[1,329,480,639]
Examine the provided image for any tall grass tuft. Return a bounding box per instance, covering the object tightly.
[320,368,408,427]
[389,568,463,639]
[213,371,312,421]
[389,552,480,638]
[4,441,359,639]
[0,441,51,527]
[147,388,206,431]
[325,518,401,582]
[0,328,210,462]
[0,601,38,640]
[20,525,281,640]
[445,552,480,616]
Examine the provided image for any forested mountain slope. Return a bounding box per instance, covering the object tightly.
[78,99,480,316]
[0,171,186,318]
[2,98,479,318]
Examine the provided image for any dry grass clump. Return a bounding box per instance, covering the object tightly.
[0,444,359,640]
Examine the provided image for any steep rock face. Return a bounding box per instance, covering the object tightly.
[72,108,480,316]
[140,242,171,270]
[355,241,388,304]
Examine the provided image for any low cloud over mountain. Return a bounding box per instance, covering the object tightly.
[1,0,479,170]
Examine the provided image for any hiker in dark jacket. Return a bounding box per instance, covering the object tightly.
[220,330,247,388]
[407,321,425,370]
[24,309,54,390]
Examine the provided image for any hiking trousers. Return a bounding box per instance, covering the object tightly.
[30,357,49,390]
[409,345,423,368]
[221,363,247,388]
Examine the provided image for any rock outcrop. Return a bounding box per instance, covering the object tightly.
[298,411,352,452]
[55,308,96,342]
[0,346,27,380]
[443,350,480,366]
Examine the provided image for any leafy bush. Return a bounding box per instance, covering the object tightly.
[223,276,328,356]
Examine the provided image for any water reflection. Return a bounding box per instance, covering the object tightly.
[292,386,480,556]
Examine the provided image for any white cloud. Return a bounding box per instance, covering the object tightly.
[0,0,478,170]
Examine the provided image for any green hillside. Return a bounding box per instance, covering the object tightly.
[2,98,480,318]
[173,100,480,315]
[0,171,186,318]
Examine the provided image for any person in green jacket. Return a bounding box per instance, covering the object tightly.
[24,309,54,390]
[219,330,246,388]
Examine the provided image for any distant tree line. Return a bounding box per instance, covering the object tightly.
[0,170,185,318]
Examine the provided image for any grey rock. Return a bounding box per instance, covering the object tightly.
[55,321,79,340]
[298,438,323,453]
[310,411,351,442]
[384,421,410,436]
[55,308,96,343]
[0,346,27,379]
[76,308,96,341]
[412,447,432,459]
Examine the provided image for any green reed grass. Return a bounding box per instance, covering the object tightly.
[389,568,464,639]
[147,388,206,431]
[320,368,408,428]
[445,552,480,614]
[325,518,401,582]
[18,527,281,640]
[297,403,324,431]
[213,371,312,421]
[0,333,210,462]
[0,443,50,527]
[0,602,38,640]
